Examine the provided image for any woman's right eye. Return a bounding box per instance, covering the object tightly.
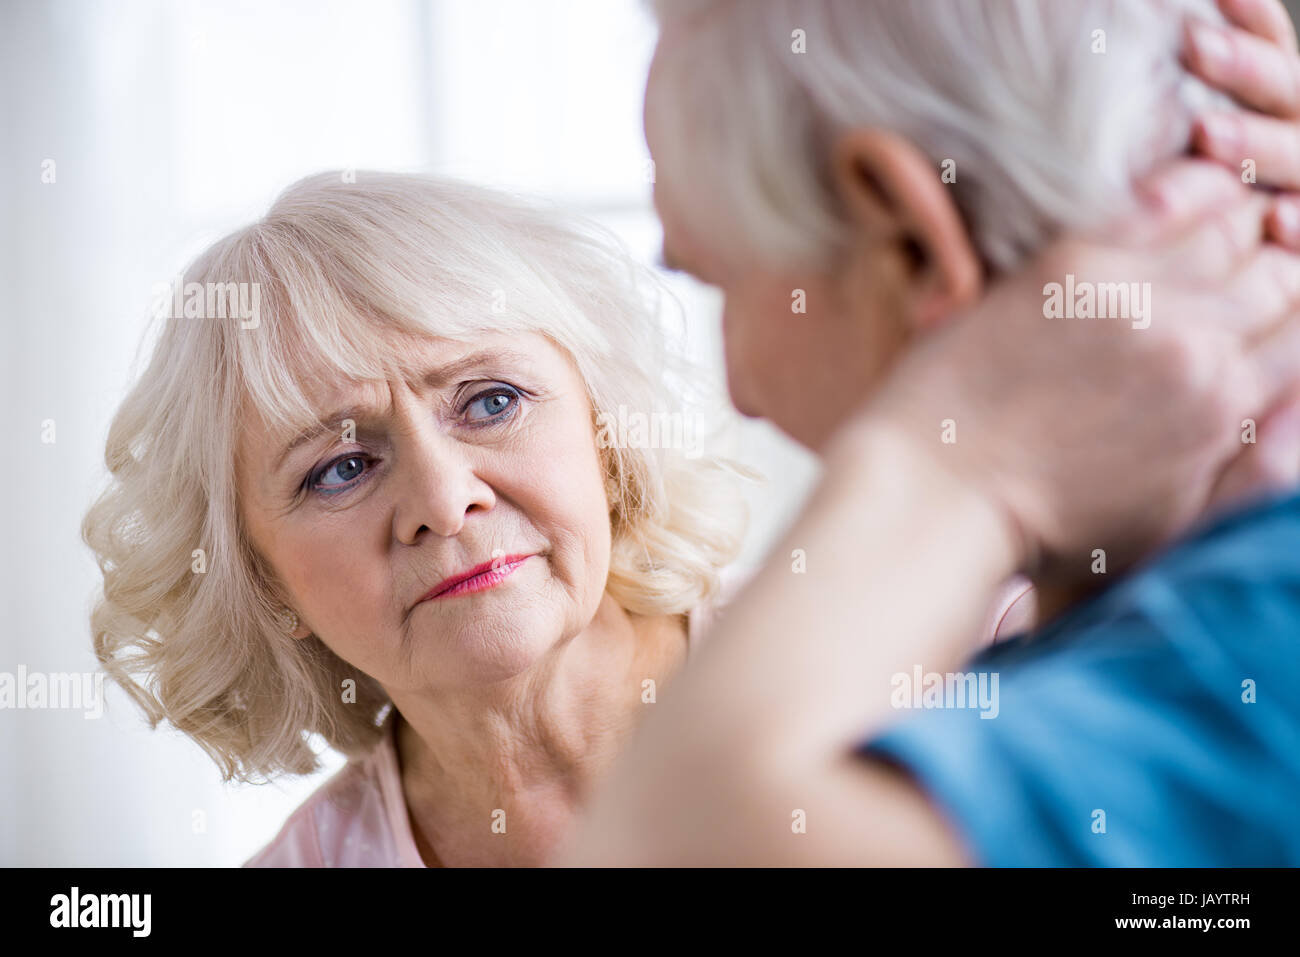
[310,454,369,493]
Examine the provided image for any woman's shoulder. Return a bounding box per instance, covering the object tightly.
[242,719,420,867]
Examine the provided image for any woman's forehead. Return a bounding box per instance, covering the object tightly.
[243,328,567,448]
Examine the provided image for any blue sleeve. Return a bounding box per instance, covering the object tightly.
[859,577,1300,866]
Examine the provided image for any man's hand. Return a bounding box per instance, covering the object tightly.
[1186,0,1300,236]
[858,159,1300,581]
[1183,0,1300,509]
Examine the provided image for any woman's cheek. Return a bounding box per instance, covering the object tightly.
[287,527,384,628]
[537,465,613,604]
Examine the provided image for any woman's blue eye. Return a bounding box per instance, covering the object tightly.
[465,386,519,423]
[312,454,368,492]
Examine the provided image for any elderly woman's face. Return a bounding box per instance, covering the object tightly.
[235,329,613,692]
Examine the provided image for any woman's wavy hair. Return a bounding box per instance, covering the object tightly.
[82,170,754,783]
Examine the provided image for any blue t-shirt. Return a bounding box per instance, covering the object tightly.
[859,488,1300,866]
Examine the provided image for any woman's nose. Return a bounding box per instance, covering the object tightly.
[392,427,496,544]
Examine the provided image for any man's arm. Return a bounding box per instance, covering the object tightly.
[559,422,1011,866]
[558,169,1300,867]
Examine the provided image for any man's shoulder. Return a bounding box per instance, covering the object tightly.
[861,489,1300,865]
[1138,488,1300,588]
[995,488,1300,662]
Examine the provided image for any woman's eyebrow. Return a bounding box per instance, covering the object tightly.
[418,347,532,388]
[273,348,534,471]
[274,407,370,473]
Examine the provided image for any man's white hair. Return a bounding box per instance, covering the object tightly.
[649,0,1236,272]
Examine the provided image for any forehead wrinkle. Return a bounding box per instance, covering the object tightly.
[268,345,541,473]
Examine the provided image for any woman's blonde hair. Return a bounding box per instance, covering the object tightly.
[82,171,752,783]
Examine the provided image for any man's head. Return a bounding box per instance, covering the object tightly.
[645,0,1235,450]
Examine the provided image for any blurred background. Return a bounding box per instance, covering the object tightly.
[0,0,820,865]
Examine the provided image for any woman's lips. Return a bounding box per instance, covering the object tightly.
[420,554,533,602]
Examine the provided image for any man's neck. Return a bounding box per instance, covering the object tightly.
[1025,578,1109,634]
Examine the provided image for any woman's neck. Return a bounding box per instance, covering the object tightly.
[392,600,689,866]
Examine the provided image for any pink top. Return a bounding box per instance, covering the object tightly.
[243,575,1033,867]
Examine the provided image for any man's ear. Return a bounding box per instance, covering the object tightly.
[830,128,983,330]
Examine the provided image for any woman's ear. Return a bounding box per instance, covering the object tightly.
[830,127,983,330]
[260,575,313,639]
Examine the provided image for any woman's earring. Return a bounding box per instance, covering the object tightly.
[279,607,300,635]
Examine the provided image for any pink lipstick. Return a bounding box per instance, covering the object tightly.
[419,554,533,602]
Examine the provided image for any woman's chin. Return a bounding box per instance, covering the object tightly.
[429,615,568,687]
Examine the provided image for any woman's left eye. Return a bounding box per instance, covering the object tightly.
[464,386,520,424]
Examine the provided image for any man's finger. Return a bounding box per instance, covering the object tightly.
[1204,387,1300,515]
[1164,191,1269,280]
[1194,109,1300,189]
[1266,194,1300,247]
[1185,17,1300,117]
[1225,245,1300,335]
[1216,0,1298,52]
[1247,309,1300,404]
[1125,160,1248,243]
